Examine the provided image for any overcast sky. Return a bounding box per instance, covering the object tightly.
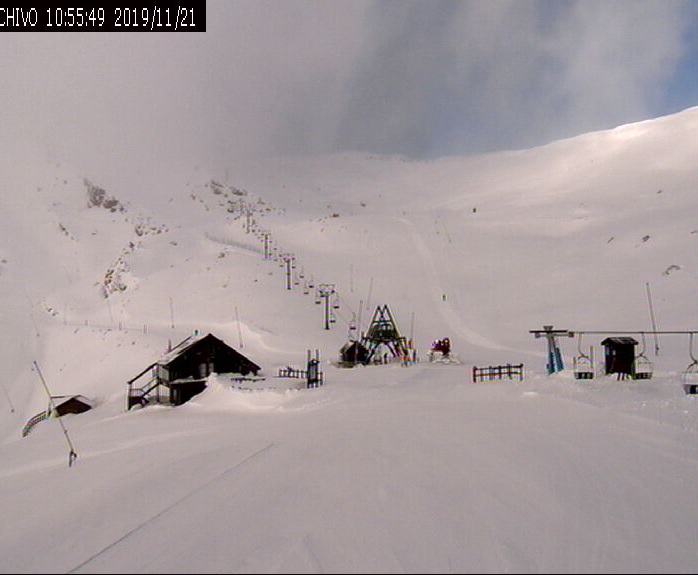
[1,0,696,180]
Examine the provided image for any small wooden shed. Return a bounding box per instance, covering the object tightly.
[52,395,94,417]
[339,341,370,366]
[601,337,638,378]
[23,395,94,438]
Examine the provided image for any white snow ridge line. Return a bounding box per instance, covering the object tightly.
[67,442,276,574]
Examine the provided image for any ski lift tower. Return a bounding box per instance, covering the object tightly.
[361,304,410,363]
[530,325,574,374]
[315,283,337,330]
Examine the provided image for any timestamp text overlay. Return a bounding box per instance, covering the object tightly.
[0,2,206,32]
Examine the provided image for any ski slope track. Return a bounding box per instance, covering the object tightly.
[0,107,696,574]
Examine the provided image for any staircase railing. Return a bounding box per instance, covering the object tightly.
[22,410,50,437]
[127,363,162,409]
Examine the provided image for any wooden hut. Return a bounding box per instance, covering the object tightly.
[128,332,261,409]
[601,337,638,379]
[52,395,94,417]
[339,341,370,366]
[23,395,94,437]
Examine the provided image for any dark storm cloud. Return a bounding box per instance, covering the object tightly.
[325,0,695,157]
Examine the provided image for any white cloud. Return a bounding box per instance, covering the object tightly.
[0,0,693,181]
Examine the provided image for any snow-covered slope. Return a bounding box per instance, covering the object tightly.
[0,108,696,573]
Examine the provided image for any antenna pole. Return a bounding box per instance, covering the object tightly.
[646,282,660,355]
[235,306,244,348]
[357,299,363,338]
[32,361,78,467]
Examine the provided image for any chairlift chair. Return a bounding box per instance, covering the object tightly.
[633,355,653,380]
[573,354,595,379]
[632,333,653,380]
[573,334,595,380]
[682,333,698,394]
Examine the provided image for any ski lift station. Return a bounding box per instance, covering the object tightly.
[339,305,413,366]
[531,326,698,384]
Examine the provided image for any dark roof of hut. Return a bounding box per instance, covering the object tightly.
[159,332,261,372]
[601,337,639,346]
[52,395,94,409]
